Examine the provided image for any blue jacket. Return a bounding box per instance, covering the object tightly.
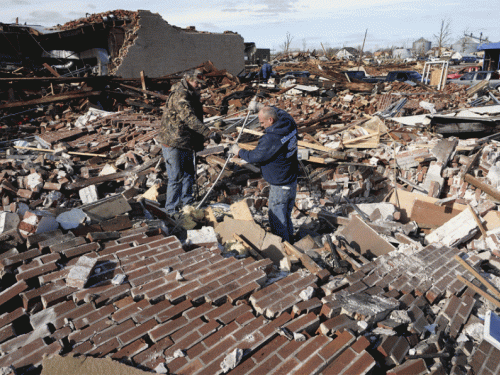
[239,107,298,186]
[261,63,272,80]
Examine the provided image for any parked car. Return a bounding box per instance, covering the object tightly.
[449,58,460,65]
[341,70,385,84]
[403,57,417,63]
[450,71,500,90]
[417,56,428,61]
[385,70,428,84]
[447,66,481,80]
[461,56,477,64]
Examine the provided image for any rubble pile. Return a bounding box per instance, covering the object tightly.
[3,56,500,375]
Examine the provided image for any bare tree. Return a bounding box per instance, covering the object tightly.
[302,38,307,52]
[434,18,452,57]
[280,32,294,54]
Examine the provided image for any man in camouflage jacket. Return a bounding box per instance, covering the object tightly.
[158,70,220,214]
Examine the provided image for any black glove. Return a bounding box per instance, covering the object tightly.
[209,131,222,144]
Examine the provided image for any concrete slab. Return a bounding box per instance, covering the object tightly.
[41,355,151,375]
[215,216,266,249]
[81,194,132,222]
[261,232,285,265]
[340,215,396,257]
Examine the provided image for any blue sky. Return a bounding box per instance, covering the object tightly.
[1,0,497,52]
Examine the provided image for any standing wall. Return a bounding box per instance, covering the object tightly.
[115,10,245,78]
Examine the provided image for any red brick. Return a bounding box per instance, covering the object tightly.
[16,262,58,281]
[112,299,150,323]
[203,321,239,348]
[183,303,214,321]
[41,286,75,308]
[62,242,100,258]
[119,318,157,346]
[0,280,28,307]
[294,353,325,374]
[93,319,136,346]
[0,308,25,328]
[351,336,371,353]
[94,283,131,307]
[87,337,121,357]
[387,358,429,375]
[318,330,356,361]
[73,304,114,330]
[132,336,174,365]
[149,316,188,342]
[199,336,237,365]
[112,338,149,360]
[134,298,172,324]
[247,354,281,375]
[176,358,204,375]
[295,335,330,362]
[11,341,61,369]
[0,324,15,344]
[157,299,193,323]
[228,281,261,303]
[322,348,357,375]
[271,357,300,375]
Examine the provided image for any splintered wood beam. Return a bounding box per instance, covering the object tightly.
[0,90,101,110]
[119,83,169,100]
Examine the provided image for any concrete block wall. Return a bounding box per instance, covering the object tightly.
[115,10,245,78]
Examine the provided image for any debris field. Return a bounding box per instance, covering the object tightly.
[3,14,500,375]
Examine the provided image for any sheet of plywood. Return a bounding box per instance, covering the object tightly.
[340,215,396,257]
[42,355,150,375]
[409,198,465,229]
[388,188,466,223]
[484,210,500,232]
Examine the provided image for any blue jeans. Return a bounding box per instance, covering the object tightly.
[268,181,297,243]
[162,146,195,214]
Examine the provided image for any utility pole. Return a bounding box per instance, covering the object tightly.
[357,29,368,71]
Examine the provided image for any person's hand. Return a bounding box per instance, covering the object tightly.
[209,131,222,144]
[230,144,241,156]
[248,99,262,113]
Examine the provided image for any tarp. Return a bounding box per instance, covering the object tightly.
[477,43,500,51]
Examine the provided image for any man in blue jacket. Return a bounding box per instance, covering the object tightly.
[260,61,272,83]
[231,105,298,243]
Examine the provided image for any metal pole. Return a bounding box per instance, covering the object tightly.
[196,108,254,210]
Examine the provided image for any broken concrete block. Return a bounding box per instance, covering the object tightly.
[215,216,266,248]
[35,216,59,234]
[331,293,399,324]
[56,208,88,230]
[187,226,218,245]
[356,203,397,221]
[340,215,396,256]
[261,232,285,265]
[26,173,43,192]
[66,256,98,288]
[81,194,132,222]
[230,199,254,221]
[220,348,243,373]
[0,212,20,234]
[426,208,479,247]
[98,164,118,176]
[79,185,99,204]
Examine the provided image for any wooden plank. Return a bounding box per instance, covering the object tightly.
[465,174,500,202]
[455,255,500,300]
[0,90,101,110]
[66,156,160,190]
[14,146,107,158]
[119,83,169,100]
[237,127,338,154]
[43,63,60,78]
[233,234,264,260]
[457,275,500,309]
[283,241,329,281]
[468,204,487,238]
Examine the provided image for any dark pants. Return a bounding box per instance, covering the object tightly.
[162,146,195,214]
[268,181,297,243]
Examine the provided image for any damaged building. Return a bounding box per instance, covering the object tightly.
[0,10,245,78]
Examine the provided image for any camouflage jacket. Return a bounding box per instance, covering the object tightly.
[158,78,211,151]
